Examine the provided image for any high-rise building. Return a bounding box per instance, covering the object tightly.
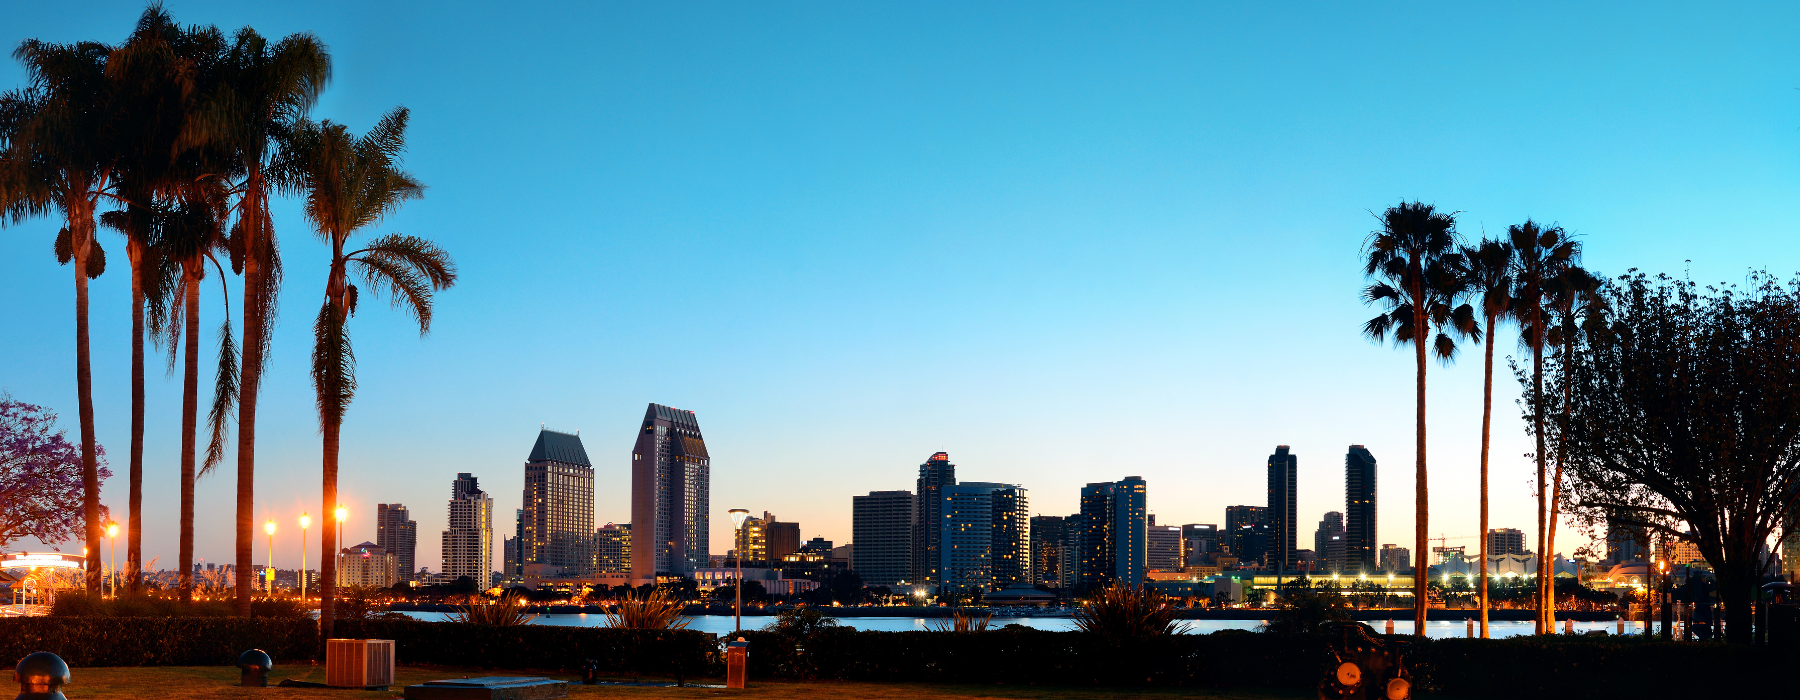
[1182,524,1219,566]
[1030,515,1068,588]
[937,482,1030,593]
[522,428,594,578]
[442,473,494,584]
[764,514,802,561]
[852,490,913,588]
[338,541,400,588]
[1224,505,1265,557]
[1097,477,1149,586]
[631,404,710,583]
[1488,528,1527,557]
[1078,482,1115,590]
[738,514,770,564]
[1266,446,1298,572]
[502,508,524,580]
[1345,445,1378,573]
[1379,544,1410,573]
[1147,524,1182,571]
[912,452,956,585]
[376,504,417,583]
[1604,522,1646,565]
[1315,511,1346,572]
[596,523,631,573]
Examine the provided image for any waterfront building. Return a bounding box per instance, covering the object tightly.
[441,473,494,584]
[1030,515,1068,587]
[1078,483,1115,589]
[375,504,417,583]
[631,403,710,583]
[991,485,1031,588]
[1076,477,1148,588]
[1267,446,1298,572]
[937,482,1030,593]
[738,514,770,564]
[596,522,630,573]
[521,428,594,578]
[912,452,956,585]
[1345,445,1378,573]
[337,541,399,588]
[1315,511,1345,572]
[852,490,913,587]
[1147,523,1182,571]
[1604,522,1647,565]
[1488,528,1527,556]
[1182,524,1219,565]
[765,515,801,561]
[1224,505,1265,555]
[1379,543,1410,573]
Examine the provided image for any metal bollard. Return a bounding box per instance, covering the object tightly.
[725,638,749,689]
[236,649,273,688]
[581,659,600,685]
[14,651,70,700]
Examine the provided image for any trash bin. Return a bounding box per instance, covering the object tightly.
[725,638,749,689]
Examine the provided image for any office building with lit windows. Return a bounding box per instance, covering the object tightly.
[521,429,595,578]
[631,404,710,583]
[442,473,494,584]
[1345,445,1378,573]
[853,490,914,588]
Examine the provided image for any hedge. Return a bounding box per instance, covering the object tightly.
[0,618,319,666]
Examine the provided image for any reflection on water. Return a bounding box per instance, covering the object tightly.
[400,612,1632,640]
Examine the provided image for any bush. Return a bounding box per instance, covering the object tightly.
[0,617,318,665]
[334,619,714,679]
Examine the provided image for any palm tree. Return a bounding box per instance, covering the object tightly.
[1541,265,1599,627]
[190,28,329,614]
[1506,220,1577,634]
[1360,200,1473,637]
[1461,237,1513,639]
[293,108,455,638]
[0,38,121,594]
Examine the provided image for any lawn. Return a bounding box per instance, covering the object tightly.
[52,666,1315,700]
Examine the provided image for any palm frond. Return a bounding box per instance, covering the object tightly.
[200,319,238,478]
[349,233,456,334]
[310,300,355,431]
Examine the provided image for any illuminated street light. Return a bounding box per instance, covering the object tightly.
[300,513,310,605]
[104,522,118,599]
[728,508,751,633]
[265,520,277,595]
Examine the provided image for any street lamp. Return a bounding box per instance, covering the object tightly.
[104,521,118,599]
[728,508,751,633]
[335,505,347,556]
[265,520,276,596]
[300,513,311,605]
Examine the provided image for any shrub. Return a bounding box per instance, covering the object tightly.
[602,586,690,630]
[1072,584,1187,638]
[446,591,537,626]
[334,619,713,680]
[0,617,318,665]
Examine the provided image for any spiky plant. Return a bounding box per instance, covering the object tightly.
[603,586,692,630]
[1071,585,1186,639]
[447,591,537,626]
[924,608,992,633]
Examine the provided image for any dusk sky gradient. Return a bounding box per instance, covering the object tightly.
[4,1,1798,573]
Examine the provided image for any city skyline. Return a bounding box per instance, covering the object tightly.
[10,1,1795,573]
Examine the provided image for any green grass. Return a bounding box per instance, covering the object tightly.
[54,666,1316,699]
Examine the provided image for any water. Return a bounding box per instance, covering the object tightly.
[400,612,1632,639]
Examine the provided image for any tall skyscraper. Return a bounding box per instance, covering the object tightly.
[1111,476,1147,585]
[1147,524,1182,570]
[376,504,417,582]
[1267,446,1297,572]
[1078,482,1115,590]
[912,452,956,585]
[1488,528,1527,557]
[1030,515,1067,587]
[503,508,523,578]
[852,490,914,587]
[631,404,710,583]
[1315,511,1346,572]
[441,473,494,584]
[1224,505,1266,557]
[1345,445,1378,573]
[936,482,1030,593]
[596,523,631,573]
[522,428,594,578]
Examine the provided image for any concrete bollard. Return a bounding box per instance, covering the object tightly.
[1565,618,1574,635]
[236,649,273,688]
[725,638,749,689]
[1466,619,1474,638]
[1384,619,1395,635]
[14,651,70,700]
[1617,618,1624,635]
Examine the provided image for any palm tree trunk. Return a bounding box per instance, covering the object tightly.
[234,179,267,617]
[1478,313,1495,638]
[72,216,103,596]
[320,413,339,641]
[179,269,200,603]
[1544,335,1576,630]
[1413,313,1428,637]
[127,239,145,595]
[1532,343,1547,634]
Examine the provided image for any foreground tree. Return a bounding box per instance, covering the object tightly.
[293,108,454,638]
[0,37,120,594]
[0,394,112,548]
[1505,220,1577,633]
[1460,237,1513,638]
[1359,201,1473,636]
[1539,265,1602,632]
[1558,271,1800,643]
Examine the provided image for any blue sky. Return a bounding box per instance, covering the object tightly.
[3,1,1797,572]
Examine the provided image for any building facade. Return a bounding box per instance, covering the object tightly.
[375,504,417,583]
[912,452,956,585]
[1315,511,1346,572]
[765,515,801,562]
[338,541,400,588]
[1266,446,1298,572]
[631,404,710,583]
[1182,524,1219,565]
[1030,515,1067,587]
[1078,482,1115,590]
[441,473,494,584]
[852,490,913,588]
[1488,528,1527,557]
[596,522,631,573]
[1147,524,1182,571]
[936,482,1030,594]
[1345,445,1378,573]
[1379,544,1410,573]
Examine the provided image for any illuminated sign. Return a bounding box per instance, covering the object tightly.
[0,553,86,569]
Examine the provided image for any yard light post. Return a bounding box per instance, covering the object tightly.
[265,520,276,595]
[335,505,347,557]
[300,513,311,605]
[105,522,118,599]
[729,508,751,633]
